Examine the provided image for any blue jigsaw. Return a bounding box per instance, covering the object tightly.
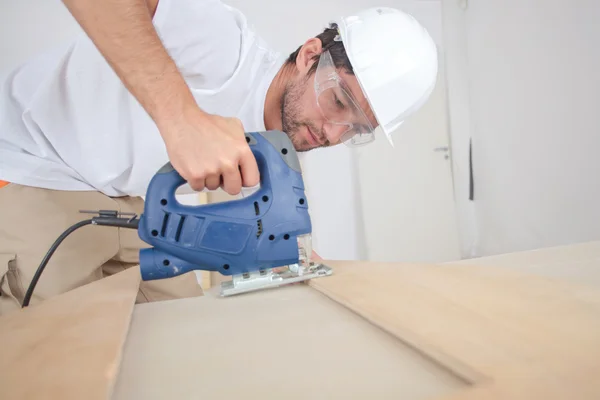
[21,131,332,307]
[136,130,332,296]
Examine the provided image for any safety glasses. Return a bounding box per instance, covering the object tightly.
[314,50,376,146]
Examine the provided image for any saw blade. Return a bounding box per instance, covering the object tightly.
[219,263,333,297]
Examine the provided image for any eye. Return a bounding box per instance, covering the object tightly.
[334,94,345,109]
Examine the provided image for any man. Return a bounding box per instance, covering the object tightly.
[0,0,438,314]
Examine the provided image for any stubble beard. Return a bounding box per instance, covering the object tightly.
[280,78,321,152]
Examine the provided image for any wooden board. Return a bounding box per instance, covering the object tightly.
[309,259,600,399]
[0,267,140,400]
[444,240,600,287]
[2,242,599,399]
[113,285,468,400]
[113,247,600,399]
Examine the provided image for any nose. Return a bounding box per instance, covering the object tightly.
[322,123,350,145]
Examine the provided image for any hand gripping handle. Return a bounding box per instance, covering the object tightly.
[148,131,301,205]
[137,130,305,280]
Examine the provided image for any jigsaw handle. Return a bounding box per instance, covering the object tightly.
[149,130,302,200]
[137,130,310,280]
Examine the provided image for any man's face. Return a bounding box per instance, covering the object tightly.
[280,68,378,152]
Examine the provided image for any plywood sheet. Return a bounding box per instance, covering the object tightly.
[3,242,599,399]
[445,240,600,287]
[113,285,468,400]
[309,260,600,399]
[0,267,140,400]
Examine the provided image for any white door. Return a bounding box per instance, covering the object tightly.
[223,0,461,263]
[352,64,461,263]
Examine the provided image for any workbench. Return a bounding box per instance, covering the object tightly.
[2,240,599,399]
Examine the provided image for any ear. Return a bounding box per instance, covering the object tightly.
[295,37,323,74]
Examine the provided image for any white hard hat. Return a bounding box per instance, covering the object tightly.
[332,7,438,145]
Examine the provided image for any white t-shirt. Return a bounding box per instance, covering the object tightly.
[0,0,285,197]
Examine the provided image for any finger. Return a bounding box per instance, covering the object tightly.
[239,147,260,187]
[221,163,242,195]
[189,177,206,192]
[205,174,221,191]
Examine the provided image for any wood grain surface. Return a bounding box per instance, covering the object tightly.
[2,242,599,399]
[0,267,141,400]
[309,259,600,399]
[113,284,467,399]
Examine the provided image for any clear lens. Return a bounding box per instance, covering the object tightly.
[315,50,375,147]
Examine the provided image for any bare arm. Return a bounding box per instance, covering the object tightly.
[61,0,260,194]
[61,0,195,129]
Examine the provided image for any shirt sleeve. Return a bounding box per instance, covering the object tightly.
[151,0,244,91]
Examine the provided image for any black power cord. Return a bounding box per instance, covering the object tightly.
[21,210,140,308]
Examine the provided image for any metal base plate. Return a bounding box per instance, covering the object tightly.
[219,263,333,297]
